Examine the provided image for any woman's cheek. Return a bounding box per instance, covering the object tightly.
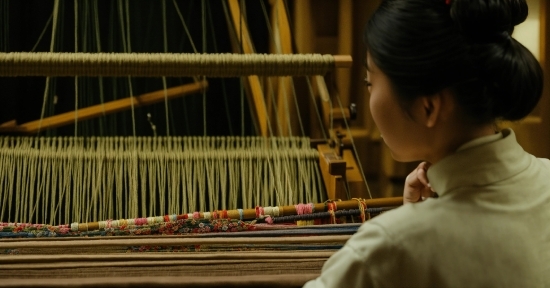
[369,92,386,135]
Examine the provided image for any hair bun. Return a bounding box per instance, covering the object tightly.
[450,0,528,39]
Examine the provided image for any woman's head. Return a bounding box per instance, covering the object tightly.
[364,0,543,125]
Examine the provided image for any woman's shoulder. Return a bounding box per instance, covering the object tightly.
[536,157,550,169]
[355,200,444,243]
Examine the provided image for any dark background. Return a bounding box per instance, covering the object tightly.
[0,0,276,136]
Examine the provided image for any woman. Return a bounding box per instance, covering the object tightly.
[304,0,549,287]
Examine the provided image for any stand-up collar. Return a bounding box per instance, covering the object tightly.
[427,129,530,196]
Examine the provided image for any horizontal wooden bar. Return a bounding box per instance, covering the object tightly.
[0,80,208,134]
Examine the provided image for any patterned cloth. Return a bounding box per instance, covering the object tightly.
[0,218,255,238]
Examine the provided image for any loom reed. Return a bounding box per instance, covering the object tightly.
[0,135,328,225]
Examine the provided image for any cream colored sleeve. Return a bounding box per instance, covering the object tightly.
[302,222,396,288]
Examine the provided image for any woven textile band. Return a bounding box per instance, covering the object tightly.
[0,52,335,77]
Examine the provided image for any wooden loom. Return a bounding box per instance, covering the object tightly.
[0,2,402,287]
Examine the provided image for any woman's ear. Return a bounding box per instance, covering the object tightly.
[422,94,440,128]
[412,89,454,128]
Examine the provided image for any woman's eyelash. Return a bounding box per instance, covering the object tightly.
[364,78,372,87]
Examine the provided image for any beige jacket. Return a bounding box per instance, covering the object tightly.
[304,129,550,287]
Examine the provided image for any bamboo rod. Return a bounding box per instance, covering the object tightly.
[0,81,208,134]
[78,197,402,232]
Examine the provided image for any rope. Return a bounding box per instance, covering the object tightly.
[0,52,336,77]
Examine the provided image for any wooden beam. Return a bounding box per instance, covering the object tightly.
[0,81,208,134]
[270,0,295,136]
[227,0,270,137]
[318,144,347,200]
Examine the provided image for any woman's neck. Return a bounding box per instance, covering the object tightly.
[425,123,496,164]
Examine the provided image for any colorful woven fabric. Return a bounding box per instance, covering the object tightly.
[0,218,255,238]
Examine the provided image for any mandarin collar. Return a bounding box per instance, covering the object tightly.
[427,129,530,196]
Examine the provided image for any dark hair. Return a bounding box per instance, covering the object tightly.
[364,0,543,124]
